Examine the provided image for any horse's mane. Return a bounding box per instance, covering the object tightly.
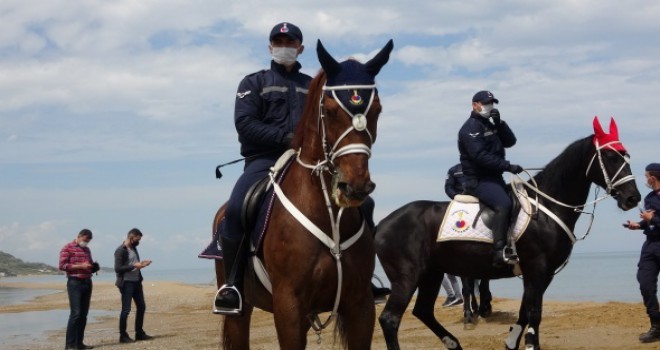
[533,135,594,185]
[290,69,326,151]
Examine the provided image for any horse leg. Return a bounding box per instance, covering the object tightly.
[378,273,419,350]
[413,271,462,349]
[505,295,528,350]
[520,273,553,350]
[478,279,492,317]
[339,291,375,350]
[460,277,477,330]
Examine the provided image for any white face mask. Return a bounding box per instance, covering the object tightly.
[271,47,299,66]
[78,240,89,248]
[478,103,493,117]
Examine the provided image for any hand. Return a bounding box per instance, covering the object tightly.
[625,220,640,229]
[490,109,501,125]
[142,259,152,267]
[508,163,523,174]
[640,210,655,222]
[80,262,92,269]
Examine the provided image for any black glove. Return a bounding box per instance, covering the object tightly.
[508,163,523,174]
[281,132,294,147]
[91,261,100,273]
[490,109,501,125]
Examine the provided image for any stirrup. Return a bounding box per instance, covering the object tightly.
[503,247,519,265]
[213,284,243,316]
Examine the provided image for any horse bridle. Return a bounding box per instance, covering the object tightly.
[272,83,378,335]
[586,140,635,195]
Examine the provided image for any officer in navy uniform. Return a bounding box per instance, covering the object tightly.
[214,22,389,316]
[213,22,312,316]
[625,163,660,343]
[444,163,465,199]
[457,90,523,267]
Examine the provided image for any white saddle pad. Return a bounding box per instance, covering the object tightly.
[437,185,532,243]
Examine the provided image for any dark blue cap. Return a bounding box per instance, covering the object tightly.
[472,90,499,104]
[269,22,303,43]
[646,163,660,172]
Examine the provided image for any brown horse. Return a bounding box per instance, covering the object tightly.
[213,39,393,349]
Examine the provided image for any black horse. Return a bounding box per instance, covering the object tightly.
[374,118,641,350]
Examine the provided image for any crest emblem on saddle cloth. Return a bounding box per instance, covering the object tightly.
[437,183,532,243]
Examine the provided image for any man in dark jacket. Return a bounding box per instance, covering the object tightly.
[458,90,522,267]
[114,228,152,343]
[625,163,660,343]
[213,22,312,316]
[445,163,465,199]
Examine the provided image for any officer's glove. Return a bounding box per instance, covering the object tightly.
[507,163,523,174]
[490,109,501,125]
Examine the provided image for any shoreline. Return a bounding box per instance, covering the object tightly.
[0,280,654,350]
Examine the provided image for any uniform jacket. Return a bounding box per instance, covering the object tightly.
[458,111,517,180]
[445,163,465,199]
[234,60,312,158]
[114,243,143,288]
[640,190,660,238]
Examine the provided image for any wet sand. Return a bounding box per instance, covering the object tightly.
[0,280,654,349]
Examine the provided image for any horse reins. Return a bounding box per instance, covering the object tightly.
[270,83,378,336]
[512,140,635,273]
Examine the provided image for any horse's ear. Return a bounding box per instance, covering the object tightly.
[593,116,605,137]
[317,39,341,77]
[365,39,394,77]
[609,117,619,139]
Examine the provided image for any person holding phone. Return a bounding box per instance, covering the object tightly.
[114,228,153,343]
[624,163,660,343]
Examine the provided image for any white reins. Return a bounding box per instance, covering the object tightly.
[271,83,377,337]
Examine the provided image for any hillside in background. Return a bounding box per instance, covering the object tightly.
[0,250,60,277]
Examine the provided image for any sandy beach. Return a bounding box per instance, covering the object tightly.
[0,279,655,349]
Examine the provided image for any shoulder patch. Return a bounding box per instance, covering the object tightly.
[469,132,480,138]
[237,90,251,99]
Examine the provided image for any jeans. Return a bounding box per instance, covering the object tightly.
[119,281,146,335]
[66,278,92,347]
[441,274,461,299]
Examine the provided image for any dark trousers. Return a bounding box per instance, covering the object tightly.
[638,239,660,322]
[66,278,92,347]
[119,281,146,335]
[223,156,279,241]
[467,177,512,212]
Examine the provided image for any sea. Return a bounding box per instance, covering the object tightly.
[0,251,645,346]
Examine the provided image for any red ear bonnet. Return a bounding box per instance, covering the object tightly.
[592,116,626,151]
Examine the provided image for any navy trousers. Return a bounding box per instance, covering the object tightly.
[223,155,280,241]
[638,238,660,322]
[465,176,512,212]
[65,278,92,348]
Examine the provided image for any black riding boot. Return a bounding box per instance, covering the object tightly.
[213,235,247,316]
[640,320,660,343]
[491,208,518,267]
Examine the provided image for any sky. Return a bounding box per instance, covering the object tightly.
[1,0,659,272]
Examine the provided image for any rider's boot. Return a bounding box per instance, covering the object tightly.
[491,208,518,267]
[639,320,660,343]
[213,235,247,316]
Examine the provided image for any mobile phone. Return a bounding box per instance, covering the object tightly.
[622,223,630,228]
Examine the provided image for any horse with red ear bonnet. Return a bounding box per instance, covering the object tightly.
[213,39,393,350]
[375,116,641,350]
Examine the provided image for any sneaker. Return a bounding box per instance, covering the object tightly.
[442,297,456,307]
[447,297,463,307]
[213,285,243,316]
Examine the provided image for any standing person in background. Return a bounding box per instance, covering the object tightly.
[59,228,98,350]
[441,274,463,307]
[625,163,660,343]
[114,228,153,343]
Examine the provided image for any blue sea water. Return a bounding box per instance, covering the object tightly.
[0,251,645,346]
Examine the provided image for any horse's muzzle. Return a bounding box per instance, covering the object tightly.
[336,181,376,205]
